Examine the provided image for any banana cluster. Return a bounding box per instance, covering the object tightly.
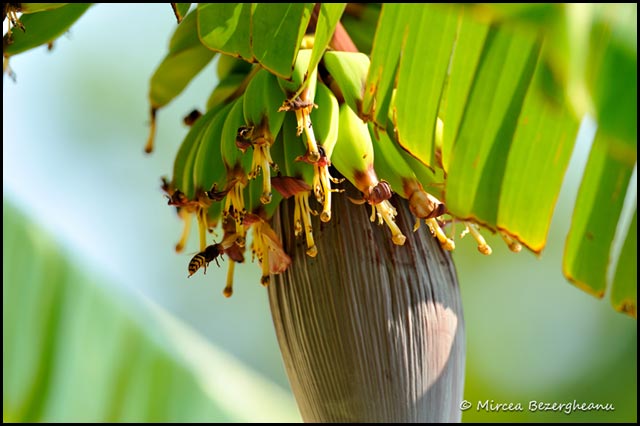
[161,46,506,296]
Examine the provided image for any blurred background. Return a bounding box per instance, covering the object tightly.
[3,4,636,422]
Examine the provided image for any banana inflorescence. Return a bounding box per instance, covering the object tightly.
[156,17,509,296]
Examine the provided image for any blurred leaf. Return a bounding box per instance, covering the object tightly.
[610,208,637,318]
[586,4,637,146]
[445,26,540,227]
[149,9,216,109]
[3,3,92,57]
[563,130,635,298]
[2,198,300,422]
[496,56,580,253]
[20,4,69,14]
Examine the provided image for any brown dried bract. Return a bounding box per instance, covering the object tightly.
[366,180,393,204]
[271,176,312,199]
[278,97,317,112]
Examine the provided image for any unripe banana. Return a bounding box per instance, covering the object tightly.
[376,117,454,251]
[332,103,380,199]
[370,127,447,222]
[278,49,316,100]
[322,51,369,116]
[278,49,321,163]
[273,113,319,257]
[168,106,219,252]
[242,68,288,204]
[193,102,233,199]
[312,81,340,159]
[192,102,234,248]
[308,80,342,222]
[207,72,246,112]
[219,95,252,246]
[333,103,406,245]
[173,106,221,202]
[216,52,253,81]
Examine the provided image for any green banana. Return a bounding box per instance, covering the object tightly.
[193,102,233,199]
[370,125,453,250]
[207,72,246,111]
[278,49,321,162]
[332,103,406,246]
[146,9,216,153]
[192,101,234,248]
[321,51,369,116]
[308,80,342,222]
[207,55,254,110]
[371,128,444,217]
[242,68,288,204]
[216,52,253,81]
[167,106,218,252]
[218,95,253,246]
[172,107,218,201]
[272,113,319,257]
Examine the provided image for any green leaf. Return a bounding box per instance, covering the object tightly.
[392,4,458,168]
[305,3,346,86]
[445,26,540,227]
[362,4,406,127]
[440,10,490,172]
[2,198,300,422]
[197,3,254,61]
[3,3,92,57]
[251,3,313,78]
[610,208,637,318]
[563,130,635,298]
[150,10,216,109]
[496,56,580,253]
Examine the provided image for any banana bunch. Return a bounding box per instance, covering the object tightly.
[157,26,517,296]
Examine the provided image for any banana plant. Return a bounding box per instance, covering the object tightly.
[3,2,636,423]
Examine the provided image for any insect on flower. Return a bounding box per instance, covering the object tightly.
[188,243,225,277]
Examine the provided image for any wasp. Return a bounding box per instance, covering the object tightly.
[188,243,224,277]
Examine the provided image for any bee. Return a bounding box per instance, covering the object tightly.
[188,243,224,277]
